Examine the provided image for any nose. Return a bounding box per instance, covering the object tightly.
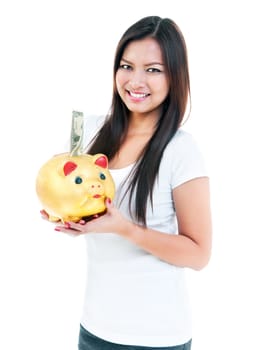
[129,70,146,89]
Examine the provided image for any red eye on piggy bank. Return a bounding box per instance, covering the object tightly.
[36,153,115,223]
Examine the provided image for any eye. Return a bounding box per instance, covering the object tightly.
[147,67,161,73]
[99,172,106,180]
[120,64,132,70]
[75,176,83,184]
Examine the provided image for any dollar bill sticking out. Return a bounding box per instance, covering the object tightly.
[70,111,84,156]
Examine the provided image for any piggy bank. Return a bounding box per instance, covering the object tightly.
[36,153,115,222]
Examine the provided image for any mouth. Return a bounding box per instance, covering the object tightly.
[92,194,103,199]
[128,91,150,99]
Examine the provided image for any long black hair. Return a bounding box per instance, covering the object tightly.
[88,16,190,226]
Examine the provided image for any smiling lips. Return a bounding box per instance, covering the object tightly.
[129,91,150,99]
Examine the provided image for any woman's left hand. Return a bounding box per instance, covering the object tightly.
[54,198,129,236]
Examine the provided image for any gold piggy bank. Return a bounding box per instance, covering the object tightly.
[36,153,115,222]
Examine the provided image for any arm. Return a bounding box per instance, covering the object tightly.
[125,177,212,270]
[56,177,212,270]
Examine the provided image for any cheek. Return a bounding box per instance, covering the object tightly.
[115,80,124,98]
[115,70,127,90]
[154,78,169,96]
[115,74,120,93]
[164,78,170,95]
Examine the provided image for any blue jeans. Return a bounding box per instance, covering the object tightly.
[78,325,192,350]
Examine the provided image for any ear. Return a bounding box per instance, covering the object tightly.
[93,154,108,169]
[63,161,77,176]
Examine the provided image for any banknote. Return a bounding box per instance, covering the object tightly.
[70,111,84,156]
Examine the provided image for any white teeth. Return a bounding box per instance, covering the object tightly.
[130,91,148,98]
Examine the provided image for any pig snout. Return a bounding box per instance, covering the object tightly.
[86,181,105,198]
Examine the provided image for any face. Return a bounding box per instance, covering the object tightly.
[115,37,169,116]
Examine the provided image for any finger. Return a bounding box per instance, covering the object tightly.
[105,197,113,210]
[64,221,86,232]
[54,228,83,237]
[54,225,82,235]
[40,209,49,219]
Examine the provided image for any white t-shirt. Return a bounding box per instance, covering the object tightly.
[80,115,208,347]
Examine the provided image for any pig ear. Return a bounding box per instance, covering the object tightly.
[63,161,77,176]
[94,154,108,168]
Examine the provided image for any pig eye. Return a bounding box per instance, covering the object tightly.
[99,172,106,180]
[75,176,83,184]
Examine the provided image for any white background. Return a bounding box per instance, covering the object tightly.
[0,0,255,349]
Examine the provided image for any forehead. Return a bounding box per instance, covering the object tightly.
[122,37,163,63]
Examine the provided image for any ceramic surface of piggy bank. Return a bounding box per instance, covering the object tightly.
[36,153,115,222]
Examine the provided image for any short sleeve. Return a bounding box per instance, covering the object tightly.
[169,130,208,189]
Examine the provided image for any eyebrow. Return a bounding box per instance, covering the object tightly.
[121,58,164,67]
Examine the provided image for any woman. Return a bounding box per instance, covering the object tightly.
[55,15,212,349]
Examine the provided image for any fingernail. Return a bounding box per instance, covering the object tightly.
[64,222,71,229]
[107,198,112,204]
[55,227,61,231]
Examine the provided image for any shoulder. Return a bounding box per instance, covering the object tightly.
[161,129,208,188]
[164,128,201,156]
[173,128,197,145]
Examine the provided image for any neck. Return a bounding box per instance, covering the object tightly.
[128,112,159,135]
